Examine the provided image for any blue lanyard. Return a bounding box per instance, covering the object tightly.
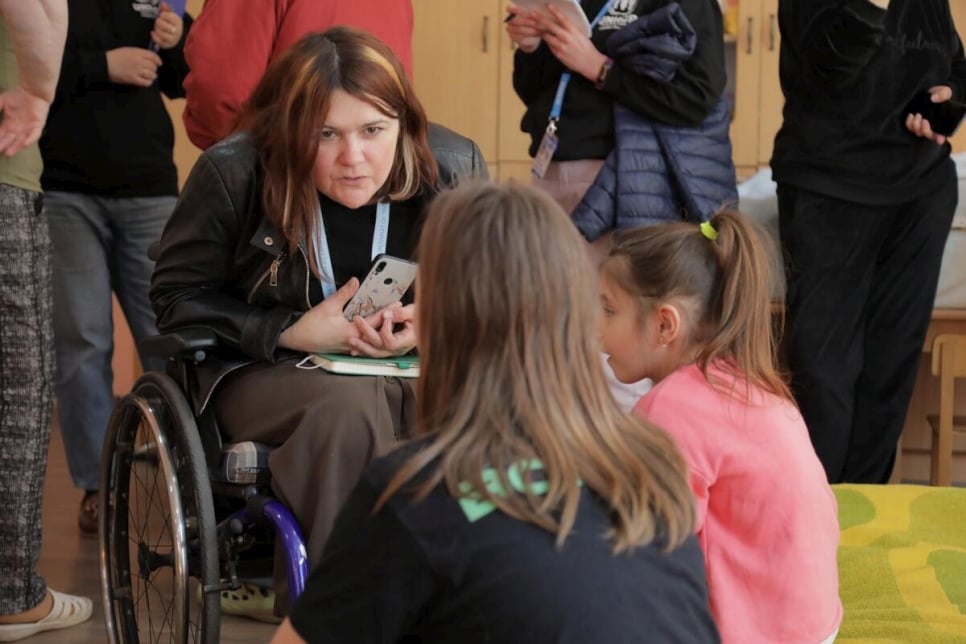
[549,0,617,122]
[312,201,390,298]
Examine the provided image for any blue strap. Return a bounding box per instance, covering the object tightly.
[313,201,390,298]
[548,0,617,122]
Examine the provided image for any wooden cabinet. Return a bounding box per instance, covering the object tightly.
[412,0,531,181]
[725,0,781,179]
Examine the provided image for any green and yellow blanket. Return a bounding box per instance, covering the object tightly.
[835,484,966,643]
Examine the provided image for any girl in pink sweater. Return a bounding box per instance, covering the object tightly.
[598,211,842,644]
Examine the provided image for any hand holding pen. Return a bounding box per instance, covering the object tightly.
[504,2,542,53]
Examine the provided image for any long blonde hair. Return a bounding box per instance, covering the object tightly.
[602,210,790,401]
[378,181,695,553]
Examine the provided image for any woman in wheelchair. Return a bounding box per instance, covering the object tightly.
[271,182,719,643]
[149,27,484,616]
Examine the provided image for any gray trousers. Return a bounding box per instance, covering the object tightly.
[213,358,415,608]
[0,184,53,614]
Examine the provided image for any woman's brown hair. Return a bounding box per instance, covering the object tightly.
[378,181,696,554]
[237,27,437,259]
[602,210,790,401]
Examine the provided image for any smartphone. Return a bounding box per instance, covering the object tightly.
[342,254,417,321]
[905,91,966,137]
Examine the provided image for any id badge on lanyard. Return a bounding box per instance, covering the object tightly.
[531,120,559,180]
[530,0,616,180]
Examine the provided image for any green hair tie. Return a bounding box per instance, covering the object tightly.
[699,221,718,241]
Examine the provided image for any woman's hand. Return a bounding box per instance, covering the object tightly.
[106,47,163,87]
[536,4,607,81]
[348,303,416,358]
[151,2,184,50]
[905,85,953,146]
[278,278,363,354]
[505,3,543,53]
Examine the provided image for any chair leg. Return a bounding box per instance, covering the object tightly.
[936,426,953,487]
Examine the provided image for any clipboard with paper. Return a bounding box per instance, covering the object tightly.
[512,0,593,37]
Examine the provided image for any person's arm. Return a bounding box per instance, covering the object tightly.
[602,0,726,126]
[150,153,302,361]
[157,10,193,101]
[537,0,725,127]
[0,0,67,156]
[274,477,436,644]
[947,22,966,102]
[182,0,282,149]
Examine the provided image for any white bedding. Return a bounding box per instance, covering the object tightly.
[737,158,966,308]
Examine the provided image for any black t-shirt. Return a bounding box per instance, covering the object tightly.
[289,443,720,643]
[321,194,422,289]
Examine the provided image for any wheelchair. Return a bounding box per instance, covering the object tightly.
[97,328,309,643]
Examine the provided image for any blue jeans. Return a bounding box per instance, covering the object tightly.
[46,192,176,491]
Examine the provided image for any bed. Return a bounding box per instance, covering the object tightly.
[834,484,966,643]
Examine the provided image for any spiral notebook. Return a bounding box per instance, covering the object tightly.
[308,353,420,378]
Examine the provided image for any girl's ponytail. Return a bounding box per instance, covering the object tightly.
[700,211,790,401]
[603,209,790,401]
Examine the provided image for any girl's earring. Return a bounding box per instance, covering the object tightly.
[659,333,667,347]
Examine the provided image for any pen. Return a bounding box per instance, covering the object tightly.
[504,13,515,22]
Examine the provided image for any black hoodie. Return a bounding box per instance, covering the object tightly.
[771,0,966,205]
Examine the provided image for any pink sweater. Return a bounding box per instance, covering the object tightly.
[634,363,842,644]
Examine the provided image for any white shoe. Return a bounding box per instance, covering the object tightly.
[0,590,93,642]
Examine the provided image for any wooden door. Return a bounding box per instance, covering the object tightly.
[497,0,532,170]
[756,0,782,166]
[412,0,502,163]
[728,0,764,176]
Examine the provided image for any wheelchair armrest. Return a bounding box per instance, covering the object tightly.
[140,328,219,362]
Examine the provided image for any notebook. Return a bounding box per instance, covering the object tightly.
[307,353,420,378]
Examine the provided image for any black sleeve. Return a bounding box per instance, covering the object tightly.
[288,478,437,644]
[149,153,299,361]
[602,0,727,126]
[947,20,966,102]
[158,13,193,100]
[781,0,887,88]
[512,45,558,106]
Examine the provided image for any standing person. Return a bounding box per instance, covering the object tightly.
[506,0,736,410]
[39,0,191,534]
[151,28,486,618]
[182,0,414,150]
[771,0,966,483]
[505,0,734,242]
[598,212,842,644]
[0,0,95,641]
[270,181,719,644]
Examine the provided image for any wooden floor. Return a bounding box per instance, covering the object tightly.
[30,418,277,643]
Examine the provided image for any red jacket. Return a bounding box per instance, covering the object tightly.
[182,0,414,150]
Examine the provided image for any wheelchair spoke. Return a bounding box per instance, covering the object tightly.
[101,373,220,643]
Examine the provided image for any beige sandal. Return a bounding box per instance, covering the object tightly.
[0,590,93,642]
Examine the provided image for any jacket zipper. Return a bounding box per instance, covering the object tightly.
[247,252,285,303]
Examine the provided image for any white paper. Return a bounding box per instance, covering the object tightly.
[512,0,593,37]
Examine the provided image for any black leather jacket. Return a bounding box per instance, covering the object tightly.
[150,123,487,410]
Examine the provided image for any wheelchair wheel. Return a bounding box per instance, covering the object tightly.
[100,371,220,643]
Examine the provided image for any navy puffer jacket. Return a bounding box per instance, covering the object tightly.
[570,3,738,241]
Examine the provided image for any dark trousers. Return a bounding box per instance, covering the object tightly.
[778,166,957,484]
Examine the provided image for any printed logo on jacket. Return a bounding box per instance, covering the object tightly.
[599,0,640,31]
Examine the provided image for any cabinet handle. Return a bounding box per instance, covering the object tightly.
[768,14,776,51]
[482,15,489,53]
[745,17,754,55]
